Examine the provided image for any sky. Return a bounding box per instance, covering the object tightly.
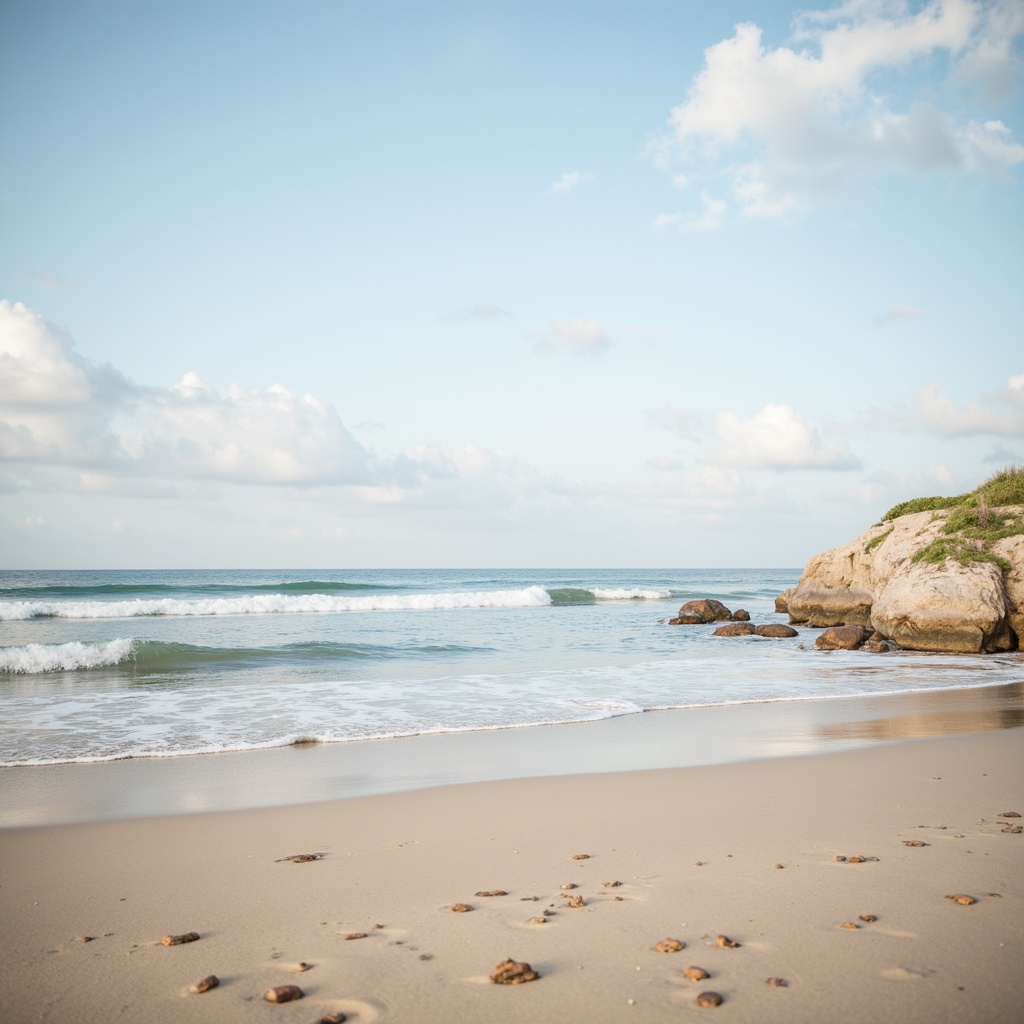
[1,0,1022,569]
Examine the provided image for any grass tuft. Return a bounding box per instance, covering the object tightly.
[881,466,1024,572]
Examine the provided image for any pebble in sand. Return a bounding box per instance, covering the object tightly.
[161,932,200,946]
[449,904,473,913]
[276,853,323,863]
[945,894,976,905]
[475,890,508,897]
[188,975,219,994]
[765,977,787,987]
[264,985,303,1003]
[714,935,740,948]
[655,939,685,952]
[683,967,710,981]
[696,991,723,1007]
[491,959,540,984]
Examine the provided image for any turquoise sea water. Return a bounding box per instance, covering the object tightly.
[2,567,1021,766]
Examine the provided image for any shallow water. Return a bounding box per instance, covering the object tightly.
[2,567,1022,766]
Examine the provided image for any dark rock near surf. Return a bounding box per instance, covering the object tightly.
[731,609,750,621]
[669,613,707,625]
[755,623,798,638]
[815,625,871,650]
[676,599,733,623]
[713,622,755,636]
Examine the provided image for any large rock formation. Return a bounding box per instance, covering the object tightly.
[786,507,1024,654]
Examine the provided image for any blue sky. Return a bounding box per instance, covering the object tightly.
[1,0,1022,568]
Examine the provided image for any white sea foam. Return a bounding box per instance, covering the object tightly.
[0,639,135,674]
[0,586,553,621]
[591,587,673,601]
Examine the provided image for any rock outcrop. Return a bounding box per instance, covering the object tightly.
[786,507,1024,654]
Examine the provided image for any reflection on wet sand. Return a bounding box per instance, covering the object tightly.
[818,682,1024,741]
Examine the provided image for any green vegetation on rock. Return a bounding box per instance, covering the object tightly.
[864,527,893,552]
[881,466,1024,523]
[888,467,1024,572]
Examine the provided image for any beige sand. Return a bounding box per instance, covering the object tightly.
[1,728,1022,1023]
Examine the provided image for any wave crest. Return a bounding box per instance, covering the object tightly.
[0,639,135,674]
[0,586,554,621]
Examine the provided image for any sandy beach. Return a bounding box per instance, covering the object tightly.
[2,696,1022,1024]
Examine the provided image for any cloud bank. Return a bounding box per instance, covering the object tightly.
[0,300,375,487]
[662,0,1024,222]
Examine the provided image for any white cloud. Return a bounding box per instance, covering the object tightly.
[438,301,512,322]
[548,171,592,194]
[916,375,1024,436]
[688,191,729,231]
[531,317,612,355]
[0,299,377,487]
[875,302,925,324]
[709,402,862,470]
[663,0,1024,220]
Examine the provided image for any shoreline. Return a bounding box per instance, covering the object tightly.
[3,679,1023,828]
[1,726,1021,1023]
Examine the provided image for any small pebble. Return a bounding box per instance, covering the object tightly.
[560,883,577,890]
[450,904,473,913]
[161,932,200,946]
[655,939,684,953]
[834,856,847,862]
[567,895,585,908]
[520,896,538,901]
[945,894,976,905]
[491,958,540,984]
[529,916,546,925]
[318,1015,346,1024]
[292,962,312,972]
[902,840,928,847]
[839,921,859,930]
[602,880,621,887]
[773,863,784,869]
[696,991,723,1008]
[277,854,322,863]
[714,935,740,948]
[475,890,507,897]
[189,975,219,994]
[613,896,623,902]
[264,985,303,1003]
[765,977,787,987]
[1002,825,1023,834]
[694,860,703,867]
[984,892,1002,898]
[571,854,590,861]
[683,967,710,981]
[343,933,367,940]
[999,811,1021,818]
[859,914,878,923]
[75,936,94,944]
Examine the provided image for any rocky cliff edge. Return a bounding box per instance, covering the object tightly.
[779,506,1024,654]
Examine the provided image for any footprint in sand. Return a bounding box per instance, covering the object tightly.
[880,966,930,982]
[312,997,388,1022]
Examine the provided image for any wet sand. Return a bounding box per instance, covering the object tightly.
[3,680,1024,828]
[1,710,1022,1022]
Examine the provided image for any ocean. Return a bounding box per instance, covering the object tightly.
[2,567,1022,768]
